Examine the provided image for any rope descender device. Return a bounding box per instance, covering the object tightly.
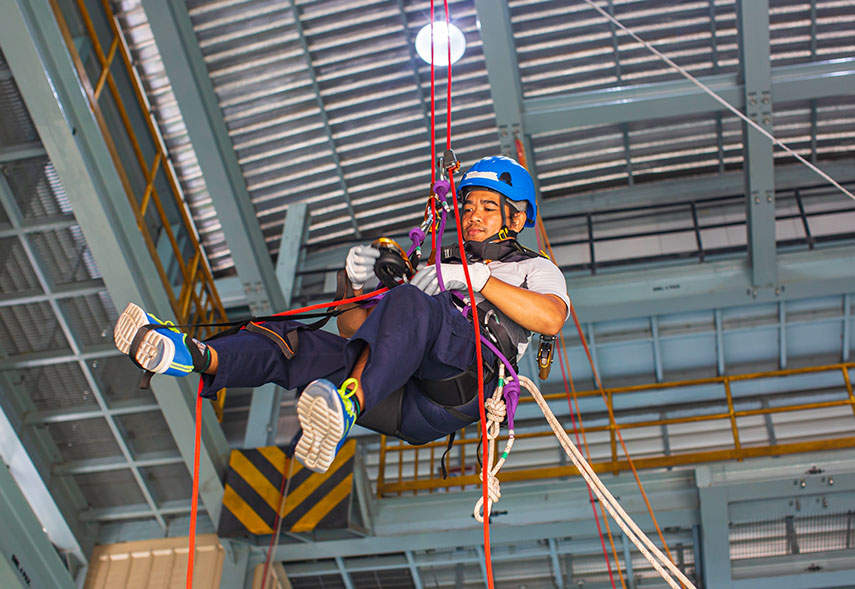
[372,237,416,289]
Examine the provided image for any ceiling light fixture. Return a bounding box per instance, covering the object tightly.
[415,21,466,66]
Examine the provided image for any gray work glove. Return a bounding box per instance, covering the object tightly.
[345,244,381,291]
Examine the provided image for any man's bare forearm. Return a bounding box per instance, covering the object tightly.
[479,277,567,335]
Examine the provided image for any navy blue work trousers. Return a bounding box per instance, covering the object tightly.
[200,286,496,444]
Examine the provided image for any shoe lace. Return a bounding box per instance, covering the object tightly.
[160,318,182,334]
[148,312,178,331]
[338,378,359,419]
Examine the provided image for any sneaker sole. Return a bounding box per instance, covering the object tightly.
[113,303,174,374]
[295,385,344,473]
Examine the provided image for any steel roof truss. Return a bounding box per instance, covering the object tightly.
[0,172,167,530]
[140,0,286,315]
[0,0,227,526]
[523,59,855,134]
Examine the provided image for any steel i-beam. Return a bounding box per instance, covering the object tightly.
[737,0,777,289]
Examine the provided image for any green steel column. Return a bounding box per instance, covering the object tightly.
[737,0,777,290]
[0,461,77,588]
[243,204,310,448]
[472,0,540,251]
[140,0,287,316]
[1,0,228,523]
[696,467,733,588]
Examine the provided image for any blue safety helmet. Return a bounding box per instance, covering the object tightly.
[457,156,537,228]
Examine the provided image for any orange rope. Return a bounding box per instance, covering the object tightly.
[557,334,626,589]
[187,388,203,588]
[557,335,625,587]
[536,209,682,579]
[516,138,621,588]
[520,131,680,582]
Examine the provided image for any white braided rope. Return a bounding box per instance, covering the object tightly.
[519,375,696,589]
[473,367,515,522]
[467,371,696,587]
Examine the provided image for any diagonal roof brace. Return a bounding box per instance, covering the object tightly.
[1,0,229,524]
[141,0,287,315]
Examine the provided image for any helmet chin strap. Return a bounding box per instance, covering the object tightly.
[442,225,536,265]
[462,189,520,244]
[488,193,522,244]
[457,228,519,263]
[483,226,518,243]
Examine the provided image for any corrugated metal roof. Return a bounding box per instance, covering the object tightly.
[114,0,855,276]
[0,46,182,531]
[117,0,499,271]
[521,0,855,200]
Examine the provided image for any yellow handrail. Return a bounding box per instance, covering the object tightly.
[50,0,229,417]
[377,362,855,496]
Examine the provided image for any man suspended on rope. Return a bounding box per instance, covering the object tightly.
[113,156,569,473]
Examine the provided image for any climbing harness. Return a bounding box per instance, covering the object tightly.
[440,234,544,265]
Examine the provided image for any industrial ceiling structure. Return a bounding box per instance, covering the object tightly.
[0,0,853,588]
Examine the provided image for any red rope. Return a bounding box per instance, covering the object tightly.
[261,457,290,589]
[185,287,388,588]
[187,387,203,588]
[269,288,389,317]
[436,2,493,585]
[449,177,494,588]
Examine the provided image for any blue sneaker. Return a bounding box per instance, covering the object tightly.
[113,303,207,377]
[295,378,360,473]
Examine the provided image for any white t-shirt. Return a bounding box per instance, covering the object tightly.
[471,256,570,358]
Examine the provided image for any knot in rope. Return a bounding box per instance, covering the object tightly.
[484,395,506,438]
[473,467,502,522]
[474,375,514,523]
[485,395,506,422]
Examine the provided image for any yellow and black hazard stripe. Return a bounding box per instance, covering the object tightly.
[218,439,356,536]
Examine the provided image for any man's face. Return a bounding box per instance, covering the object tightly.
[461,189,526,242]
